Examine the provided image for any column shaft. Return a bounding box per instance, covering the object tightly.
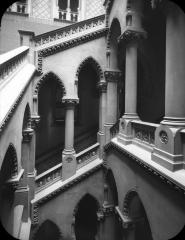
[124,43,138,117]
[163,4,185,125]
[64,105,74,151]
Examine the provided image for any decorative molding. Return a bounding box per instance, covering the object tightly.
[76,56,104,81]
[36,28,107,74]
[123,189,137,217]
[104,69,122,82]
[102,203,115,217]
[115,206,134,229]
[104,142,185,195]
[32,163,103,225]
[118,28,147,45]
[34,72,66,96]
[34,15,106,47]
[62,97,79,106]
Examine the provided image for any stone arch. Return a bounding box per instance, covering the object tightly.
[22,103,31,131]
[123,189,138,217]
[74,193,100,240]
[32,219,63,240]
[105,168,119,205]
[75,57,104,82]
[0,143,18,178]
[34,72,66,97]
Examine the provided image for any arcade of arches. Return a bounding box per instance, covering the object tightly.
[0,0,185,240]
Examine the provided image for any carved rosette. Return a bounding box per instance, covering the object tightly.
[159,130,168,144]
[104,70,122,82]
[98,80,107,93]
[31,115,40,130]
[118,29,147,45]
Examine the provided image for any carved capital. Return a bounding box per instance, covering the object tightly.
[98,80,107,93]
[118,28,147,45]
[31,115,40,130]
[104,69,122,82]
[62,98,79,107]
[22,127,34,143]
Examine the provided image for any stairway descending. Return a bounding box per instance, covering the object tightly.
[34,14,106,51]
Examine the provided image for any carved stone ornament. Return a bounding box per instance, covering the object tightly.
[31,115,40,130]
[98,81,107,93]
[22,127,34,143]
[159,130,168,144]
[118,28,147,45]
[62,98,79,106]
[104,70,122,82]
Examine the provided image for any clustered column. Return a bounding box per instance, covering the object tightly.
[104,69,122,143]
[97,80,107,158]
[62,98,79,180]
[118,29,146,145]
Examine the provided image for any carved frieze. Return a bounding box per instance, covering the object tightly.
[98,80,107,93]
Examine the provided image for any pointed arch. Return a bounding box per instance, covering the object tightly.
[33,219,63,240]
[22,103,31,131]
[34,72,66,97]
[75,57,104,81]
[0,143,18,180]
[105,169,119,205]
[123,189,138,217]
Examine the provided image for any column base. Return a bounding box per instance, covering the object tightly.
[62,149,77,180]
[104,123,113,144]
[161,117,185,127]
[151,124,184,172]
[117,115,140,145]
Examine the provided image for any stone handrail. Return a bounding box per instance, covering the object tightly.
[76,143,100,169]
[34,14,105,47]
[132,120,159,146]
[35,163,62,192]
[0,46,29,85]
[110,119,120,138]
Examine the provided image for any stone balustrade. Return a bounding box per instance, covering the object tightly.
[35,163,62,192]
[34,14,105,47]
[132,120,159,147]
[76,143,100,169]
[0,46,29,85]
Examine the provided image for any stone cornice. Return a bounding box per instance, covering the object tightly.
[31,162,103,225]
[104,142,185,195]
[37,28,107,74]
[118,28,147,45]
[104,69,122,82]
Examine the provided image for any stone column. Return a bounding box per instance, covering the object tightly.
[117,28,146,145]
[104,69,122,143]
[66,0,71,20]
[62,98,79,180]
[152,2,185,171]
[53,0,59,19]
[97,80,107,158]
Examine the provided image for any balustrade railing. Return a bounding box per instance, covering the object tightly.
[110,119,120,138]
[58,9,67,21]
[0,46,29,85]
[58,9,78,22]
[34,14,105,47]
[35,163,62,192]
[76,143,99,169]
[132,120,159,147]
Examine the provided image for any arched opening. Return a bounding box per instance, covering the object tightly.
[33,220,62,240]
[137,1,166,123]
[75,60,99,153]
[109,18,125,119]
[36,73,65,174]
[124,191,153,240]
[0,144,18,235]
[105,170,123,240]
[75,194,99,240]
